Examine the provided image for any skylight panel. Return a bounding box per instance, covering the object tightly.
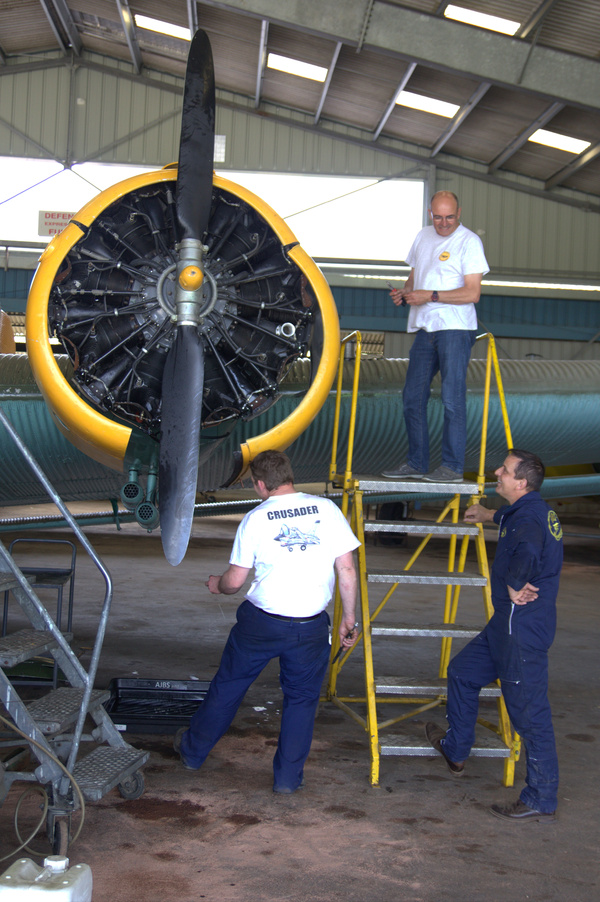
[444,5,520,36]
[395,90,459,119]
[528,129,591,155]
[267,53,327,83]
[134,15,191,41]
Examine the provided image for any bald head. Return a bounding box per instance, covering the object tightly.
[429,191,461,237]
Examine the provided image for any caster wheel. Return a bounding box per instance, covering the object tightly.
[118,771,145,800]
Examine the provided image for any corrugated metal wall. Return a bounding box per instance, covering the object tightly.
[1,52,599,279]
[0,53,183,165]
[0,59,71,159]
[448,171,600,281]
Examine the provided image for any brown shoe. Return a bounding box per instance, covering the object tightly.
[490,799,556,822]
[425,722,465,776]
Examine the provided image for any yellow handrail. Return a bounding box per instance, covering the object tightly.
[474,332,514,486]
[329,331,513,495]
[329,332,363,493]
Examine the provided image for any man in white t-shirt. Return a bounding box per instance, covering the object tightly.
[174,450,360,793]
[383,191,489,482]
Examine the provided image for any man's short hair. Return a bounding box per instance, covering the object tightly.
[508,448,545,492]
[430,190,459,208]
[250,450,294,492]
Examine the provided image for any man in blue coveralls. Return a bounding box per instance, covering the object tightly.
[173,450,359,794]
[425,448,563,821]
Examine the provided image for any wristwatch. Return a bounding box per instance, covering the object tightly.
[431,290,439,302]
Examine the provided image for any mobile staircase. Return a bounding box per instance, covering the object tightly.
[325,332,520,787]
[0,408,148,853]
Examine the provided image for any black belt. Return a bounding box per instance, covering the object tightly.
[260,609,322,623]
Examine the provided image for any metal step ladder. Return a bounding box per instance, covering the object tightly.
[0,409,149,852]
[323,331,520,787]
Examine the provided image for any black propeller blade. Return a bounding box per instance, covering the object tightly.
[159,29,215,566]
[176,29,215,241]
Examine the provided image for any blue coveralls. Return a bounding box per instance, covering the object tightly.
[179,600,331,792]
[441,491,563,813]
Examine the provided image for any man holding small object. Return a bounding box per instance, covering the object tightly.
[383,190,489,482]
[174,450,359,794]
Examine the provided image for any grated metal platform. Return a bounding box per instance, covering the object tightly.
[71,746,150,801]
[0,628,71,667]
[27,687,110,734]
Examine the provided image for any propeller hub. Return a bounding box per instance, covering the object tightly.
[179,265,204,292]
[175,238,207,326]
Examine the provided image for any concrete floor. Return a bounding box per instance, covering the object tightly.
[1,500,599,902]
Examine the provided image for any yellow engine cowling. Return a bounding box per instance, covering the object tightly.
[26,169,340,479]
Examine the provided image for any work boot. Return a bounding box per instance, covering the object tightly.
[425,722,465,776]
[490,799,556,822]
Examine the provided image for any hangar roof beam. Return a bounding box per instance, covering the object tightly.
[545,141,600,190]
[430,81,491,158]
[254,19,269,108]
[516,0,560,40]
[372,62,417,142]
[314,42,342,125]
[47,0,82,56]
[488,100,565,173]
[115,0,143,74]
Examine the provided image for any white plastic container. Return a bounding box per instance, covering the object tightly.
[0,856,92,900]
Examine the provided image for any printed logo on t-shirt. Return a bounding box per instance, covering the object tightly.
[439,251,450,261]
[267,504,319,521]
[547,510,563,541]
[274,521,321,552]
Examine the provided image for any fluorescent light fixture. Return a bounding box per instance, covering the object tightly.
[395,90,459,119]
[484,280,600,291]
[365,274,600,292]
[528,129,591,155]
[444,5,520,35]
[134,14,191,41]
[267,53,327,83]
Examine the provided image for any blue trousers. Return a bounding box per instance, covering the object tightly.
[442,616,558,813]
[403,328,477,474]
[179,600,331,792]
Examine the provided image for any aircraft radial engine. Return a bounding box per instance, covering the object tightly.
[26,30,339,564]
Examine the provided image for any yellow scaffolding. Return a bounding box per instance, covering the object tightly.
[325,331,521,786]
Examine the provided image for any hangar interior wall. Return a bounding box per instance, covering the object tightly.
[0,51,599,361]
[1,51,599,280]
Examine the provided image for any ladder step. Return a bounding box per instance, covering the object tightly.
[71,746,150,802]
[0,629,71,668]
[380,733,510,758]
[372,624,480,638]
[368,569,487,586]
[364,519,479,536]
[357,476,480,495]
[0,573,25,592]
[27,688,111,735]
[375,676,501,697]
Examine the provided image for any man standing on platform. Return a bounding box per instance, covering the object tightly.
[383,190,489,482]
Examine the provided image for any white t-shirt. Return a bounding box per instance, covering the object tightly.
[230,491,360,617]
[405,223,489,332]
